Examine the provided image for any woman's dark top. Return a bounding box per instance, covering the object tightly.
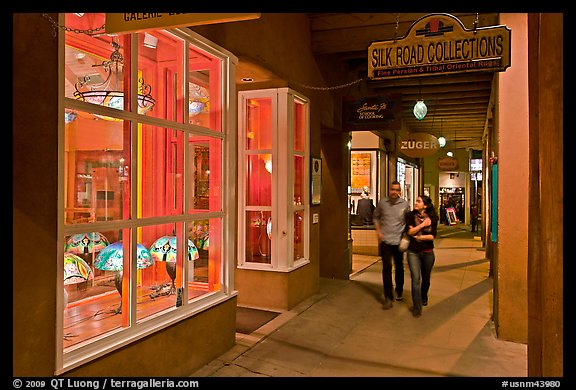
[405,209,438,253]
[356,198,375,225]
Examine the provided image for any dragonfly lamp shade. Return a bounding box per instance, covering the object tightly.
[149,235,200,295]
[93,241,154,313]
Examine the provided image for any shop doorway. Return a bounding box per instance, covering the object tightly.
[440,187,465,224]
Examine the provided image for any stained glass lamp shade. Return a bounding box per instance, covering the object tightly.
[63,252,94,337]
[196,232,209,250]
[64,252,94,285]
[149,235,200,295]
[93,241,154,313]
[413,100,427,120]
[65,232,110,255]
[94,241,154,271]
[73,41,155,120]
[149,236,199,263]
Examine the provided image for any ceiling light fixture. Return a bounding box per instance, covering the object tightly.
[143,33,158,49]
[74,40,155,119]
[413,79,427,120]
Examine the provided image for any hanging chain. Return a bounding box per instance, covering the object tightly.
[473,13,479,34]
[292,77,365,91]
[42,14,106,37]
[41,13,363,91]
[393,14,400,42]
[289,14,400,90]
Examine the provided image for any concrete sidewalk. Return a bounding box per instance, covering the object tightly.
[192,224,527,377]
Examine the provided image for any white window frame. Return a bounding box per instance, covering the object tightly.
[237,88,310,272]
[56,15,238,374]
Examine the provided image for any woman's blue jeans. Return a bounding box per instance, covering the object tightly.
[407,250,435,313]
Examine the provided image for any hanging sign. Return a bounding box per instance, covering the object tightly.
[342,94,402,131]
[105,13,261,34]
[438,156,459,170]
[398,133,440,158]
[368,13,511,80]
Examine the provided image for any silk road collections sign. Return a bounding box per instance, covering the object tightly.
[368,13,511,80]
[398,133,440,158]
[343,94,402,131]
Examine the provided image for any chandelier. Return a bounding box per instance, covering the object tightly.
[74,41,155,118]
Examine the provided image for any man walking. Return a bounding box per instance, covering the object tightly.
[373,181,410,309]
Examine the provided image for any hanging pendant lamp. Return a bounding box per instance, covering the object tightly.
[413,79,427,120]
[438,119,446,147]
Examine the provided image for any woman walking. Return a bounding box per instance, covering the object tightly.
[405,195,439,318]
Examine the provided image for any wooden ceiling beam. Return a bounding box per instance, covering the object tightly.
[310,13,500,54]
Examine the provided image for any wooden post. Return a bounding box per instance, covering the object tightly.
[527,13,563,377]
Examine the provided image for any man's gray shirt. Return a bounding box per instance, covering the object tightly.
[373,197,409,245]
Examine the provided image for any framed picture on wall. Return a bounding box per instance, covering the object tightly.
[350,151,374,194]
[311,157,322,205]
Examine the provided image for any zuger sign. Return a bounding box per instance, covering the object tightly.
[368,13,511,79]
[398,133,440,158]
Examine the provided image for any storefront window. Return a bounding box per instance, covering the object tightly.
[188,45,221,131]
[138,31,184,122]
[59,13,234,371]
[64,110,131,224]
[238,88,310,270]
[187,136,222,213]
[188,218,221,295]
[63,228,127,349]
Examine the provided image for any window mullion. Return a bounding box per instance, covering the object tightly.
[129,33,139,327]
[274,92,286,269]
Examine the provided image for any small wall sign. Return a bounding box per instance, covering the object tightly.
[438,156,459,170]
[311,157,322,205]
[342,94,402,131]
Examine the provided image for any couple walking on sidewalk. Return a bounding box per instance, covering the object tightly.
[194,228,527,377]
[373,181,438,317]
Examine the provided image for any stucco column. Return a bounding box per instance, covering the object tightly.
[496,13,529,343]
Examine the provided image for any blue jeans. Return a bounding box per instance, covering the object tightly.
[379,242,405,300]
[407,250,435,312]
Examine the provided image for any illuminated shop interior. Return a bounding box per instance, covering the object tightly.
[62,13,225,352]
